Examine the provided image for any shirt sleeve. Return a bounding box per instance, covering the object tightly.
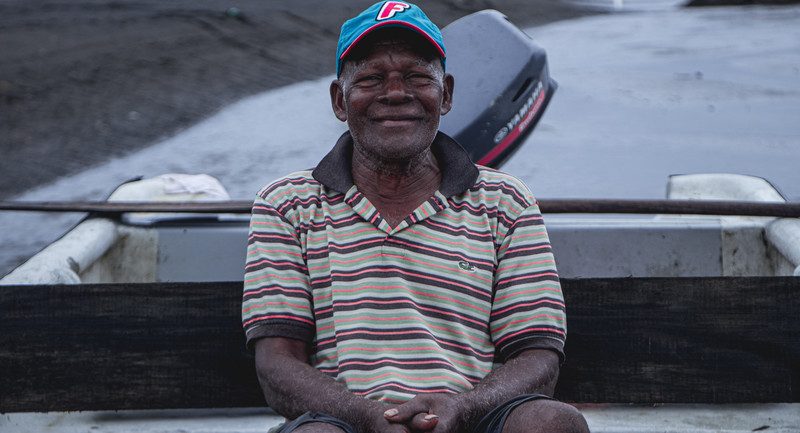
[242,191,315,350]
[490,201,566,363]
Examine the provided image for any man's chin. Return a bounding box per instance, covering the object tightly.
[351,126,439,160]
[354,140,433,166]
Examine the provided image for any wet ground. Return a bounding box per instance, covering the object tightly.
[0,0,602,200]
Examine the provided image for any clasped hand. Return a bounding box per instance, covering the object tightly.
[378,393,465,433]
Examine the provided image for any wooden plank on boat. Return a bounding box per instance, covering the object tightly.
[0,281,263,413]
[556,277,800,403]
[1,277,798,413]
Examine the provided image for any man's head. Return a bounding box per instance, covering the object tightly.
[331,2,454,165]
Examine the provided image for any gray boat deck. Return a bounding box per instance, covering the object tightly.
[3,404,798,433]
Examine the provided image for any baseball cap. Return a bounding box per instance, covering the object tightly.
[336,1,446,77]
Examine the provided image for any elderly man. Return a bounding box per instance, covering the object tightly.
[242,2,588,432]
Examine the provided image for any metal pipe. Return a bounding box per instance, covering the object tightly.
[1,199,799,218]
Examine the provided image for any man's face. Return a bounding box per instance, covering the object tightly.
[330,34,454,164]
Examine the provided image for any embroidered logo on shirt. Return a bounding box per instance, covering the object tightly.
[458,260,476,272]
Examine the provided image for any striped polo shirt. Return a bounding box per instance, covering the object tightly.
[243,132,565,404]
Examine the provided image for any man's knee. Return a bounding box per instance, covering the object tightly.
[274,412,354,433]
[291,422,348,433]
[503,399,589,433]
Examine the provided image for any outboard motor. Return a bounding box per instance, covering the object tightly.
[439,10,557,169]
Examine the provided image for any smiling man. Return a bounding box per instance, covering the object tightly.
[242,2,588,433]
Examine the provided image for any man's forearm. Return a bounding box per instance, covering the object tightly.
[254,337,396,432]
[257,349,363,418]
[458,349,560,427]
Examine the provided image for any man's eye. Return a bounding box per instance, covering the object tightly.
[407,74,433,84]
[356,75,381,85]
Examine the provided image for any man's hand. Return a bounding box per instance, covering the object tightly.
[257,340,561,433]
[382,349,561,433]
[255,337,409,433]
[383,393,464,433]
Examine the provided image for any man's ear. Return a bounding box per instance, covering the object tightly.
[330,80,348,122]
[440,73,454,116]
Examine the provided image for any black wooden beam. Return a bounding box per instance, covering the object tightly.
[556,277,800,403]
[1,278,798,413]
[0,281,263,413]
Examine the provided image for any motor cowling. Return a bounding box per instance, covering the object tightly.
[439,10,557,169]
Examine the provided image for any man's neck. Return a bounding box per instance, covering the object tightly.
[351,147,442,228]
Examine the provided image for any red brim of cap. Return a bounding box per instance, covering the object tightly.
[339,20,446,61]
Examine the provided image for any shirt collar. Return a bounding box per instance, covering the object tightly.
[312,131,479,197]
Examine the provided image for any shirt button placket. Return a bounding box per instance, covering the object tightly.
[381,234,390,257]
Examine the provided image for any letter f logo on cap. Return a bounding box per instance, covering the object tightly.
[377,1,410,21]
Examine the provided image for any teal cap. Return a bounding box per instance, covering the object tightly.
[336,1,446,77]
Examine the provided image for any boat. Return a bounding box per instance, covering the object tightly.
[1,8,799,433]
[2,171,798,433]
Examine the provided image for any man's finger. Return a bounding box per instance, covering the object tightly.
[408,413,439,431]
[383,400,428,422]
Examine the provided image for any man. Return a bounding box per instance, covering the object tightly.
[242,2,589,432]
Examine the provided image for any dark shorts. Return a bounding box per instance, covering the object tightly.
[271,394,554,433]
[471,394,555,433]
[269,412,357,433]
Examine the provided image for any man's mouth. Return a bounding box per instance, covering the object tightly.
[373,115,421,125]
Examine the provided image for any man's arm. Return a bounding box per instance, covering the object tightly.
[254,336,424,433]
[384,349,560,433]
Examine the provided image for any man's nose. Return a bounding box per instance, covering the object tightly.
[380,75,411,103]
